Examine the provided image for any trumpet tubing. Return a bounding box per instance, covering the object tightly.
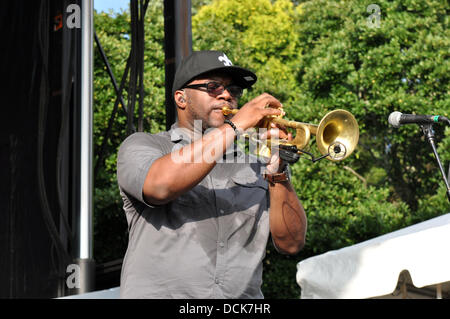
[222,106,359,161]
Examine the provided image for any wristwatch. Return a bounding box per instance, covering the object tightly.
[263,164,291,185]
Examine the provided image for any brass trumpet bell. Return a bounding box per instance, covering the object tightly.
[267,109,359,162]
[315,109,359,161]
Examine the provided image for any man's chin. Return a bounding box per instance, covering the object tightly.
[208,114,226,128]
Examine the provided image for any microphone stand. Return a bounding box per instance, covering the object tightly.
[420,124,450,203]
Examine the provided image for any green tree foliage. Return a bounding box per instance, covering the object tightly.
[93,0,449,298]
[193,0,302,103]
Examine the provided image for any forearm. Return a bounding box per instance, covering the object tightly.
[143,124,236,204]
[269,181,307,255]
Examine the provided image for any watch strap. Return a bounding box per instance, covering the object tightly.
[263,165,290,185]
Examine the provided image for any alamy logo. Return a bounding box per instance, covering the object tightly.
[366,4,381,29]
[66,4,81,29]
[54,4,81,31]
[66,264,80,289]
[218,54,233,66]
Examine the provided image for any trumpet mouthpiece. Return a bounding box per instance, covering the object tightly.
[222,106,238,115]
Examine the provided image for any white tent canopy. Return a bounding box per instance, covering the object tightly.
[296,213,450,299]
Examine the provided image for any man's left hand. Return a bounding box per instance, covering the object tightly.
[259,122,292,174]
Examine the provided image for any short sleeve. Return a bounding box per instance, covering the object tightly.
[117,132,165,204]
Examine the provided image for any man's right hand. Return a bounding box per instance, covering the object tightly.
[230,93,283,131]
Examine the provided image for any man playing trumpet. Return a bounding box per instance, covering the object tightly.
[117,50,307,299]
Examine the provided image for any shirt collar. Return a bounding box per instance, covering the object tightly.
[169,122,193,144]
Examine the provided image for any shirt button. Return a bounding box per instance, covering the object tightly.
[219,242,225,248]
[219,209,224,214]
[215,279,220,284]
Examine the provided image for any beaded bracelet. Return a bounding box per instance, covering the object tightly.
[224,119,242,137]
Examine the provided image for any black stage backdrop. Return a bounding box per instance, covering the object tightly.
[0,0,82,298]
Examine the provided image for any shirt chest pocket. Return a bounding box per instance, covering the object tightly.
[168,184,215,228]
[230,175,268,216]
[175,184,213,207]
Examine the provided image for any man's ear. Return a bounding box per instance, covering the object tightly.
[174,90,187,109]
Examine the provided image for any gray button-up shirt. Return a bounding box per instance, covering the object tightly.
[117,123,270,299]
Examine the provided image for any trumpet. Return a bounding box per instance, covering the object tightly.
[222,106,359,162]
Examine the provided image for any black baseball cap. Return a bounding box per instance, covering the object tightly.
[172,50,257,98]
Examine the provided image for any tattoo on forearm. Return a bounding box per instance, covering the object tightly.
[282,201,303,241]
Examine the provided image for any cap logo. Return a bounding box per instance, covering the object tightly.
[218,53,233,66]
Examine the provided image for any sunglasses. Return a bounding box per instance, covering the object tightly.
[184,81,243,99]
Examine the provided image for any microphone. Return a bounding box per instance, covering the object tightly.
[388,111,449,128]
